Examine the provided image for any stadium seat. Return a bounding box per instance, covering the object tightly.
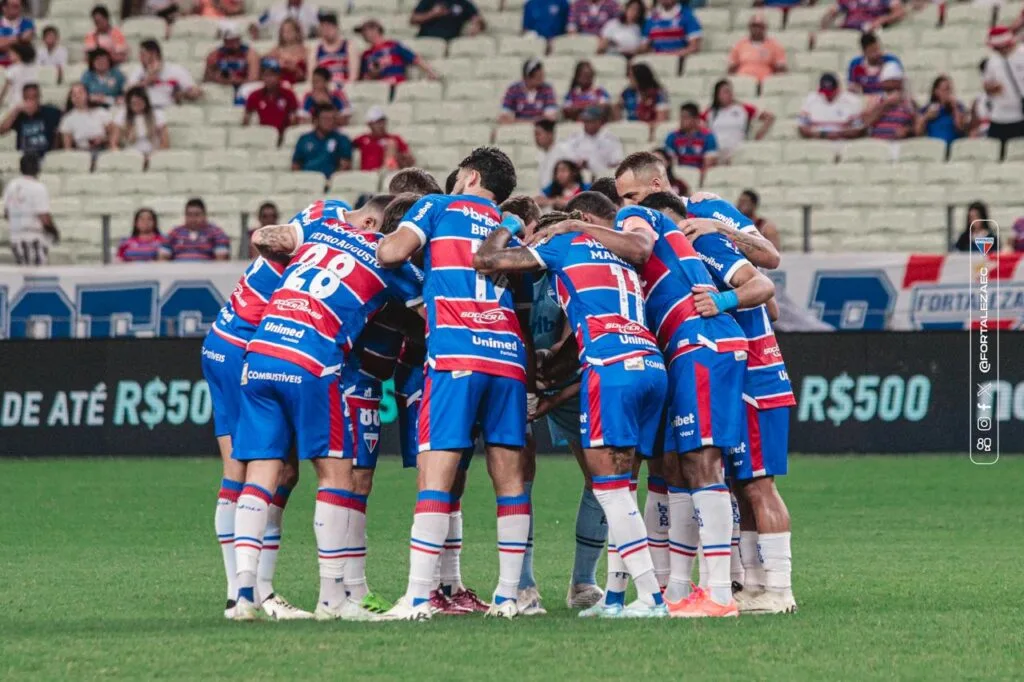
[446,79,501,102]
[399,124,441,147]
[95,150,146,173]
[731,140,782,165]
[121,17,165,39]
[38,174,61,197]
[441,124,493,146]
[806,209,861,237]
[896,137,946,162]
[206,106,242,127]
[981,162,1024,185]
[900,48,949,74]
[703,164,757,190]
[274,171,327,194]
[406,37,448,60]
[782,140,841,164]
[486,12,523,36]
[949,137,1001,162]
[551,34,600,56]
[604,121,652,145]
[873,161,921,185]
[784,5,830,29]
[890,184,948,207]
[591,55,630,80]
[813,31,858,54]
[330,171,381,196]
[0,151,20,172]
[249,148,294,172]
[634,54,681,78]
[760,72,812,97]
[148,150,199,172]
[43,151,93,174]
[228,126,279,149]
[80,195,136,217]
[790,50,842,75]
[497,35,546,58]
[682,53,728,77]
[922,161,975,185]
[448,36,498,59]
[223,172,273,194]
[119,172,172,195]
[168,172,223,195]
[64,172,113,196]
[165,106,205,129]
[476,57,519,80]
[812,162,865,185]
[841,140,897,163]
[179,127,228,150]
[918,26,975,50]
[782,184,834,206]
[495,123,536,146]
[393,80,444,103]
[763,163,813,187]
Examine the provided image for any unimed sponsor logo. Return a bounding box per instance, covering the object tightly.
[264,321,305,340]
[472,336,518,352]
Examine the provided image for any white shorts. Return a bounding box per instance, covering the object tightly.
[11,238,49,265]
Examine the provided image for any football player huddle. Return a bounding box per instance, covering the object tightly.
[202,147,796,622]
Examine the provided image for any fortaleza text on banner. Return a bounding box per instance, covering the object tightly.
[0,253,1023,339]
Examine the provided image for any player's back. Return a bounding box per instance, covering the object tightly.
[341,319,405,389]
[400,193,527,381]
[530,231,661,367]
[249,225,421,378]
[615,205,746,364]
[211,256,287,347]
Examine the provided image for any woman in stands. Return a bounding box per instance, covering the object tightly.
[59,82,112,153]
[110,86,169,157]
[953,201,998,252]
[117,208,166,262]
[82,48,126,108]
[267,18,308,85]
[617,62,669,125]
[538,159,589,210]
[915,75,968,146]
[563,61,611,121]
[703,78,774,162]
[598,0,646,57]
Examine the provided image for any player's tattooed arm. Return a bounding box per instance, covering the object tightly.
[472,227,543,275]
[250,224,298,264]
[680,218,780,270]
[692,264,775,317]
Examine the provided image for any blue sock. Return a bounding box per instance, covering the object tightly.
[518,481,536,589]
[572,487,608,586]
[605,588,626,606]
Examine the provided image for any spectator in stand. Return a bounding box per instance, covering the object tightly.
[314,12,350,87]
[534,119,569,190]
[598,0,645,56]
[0,42,36,108]
[146,0,180,40]
[915,75,967,145]
[357,20,439,83]
[2,153,58,266]
[665,102,718,170]
[249,201,278,257]
[970,58,991,138]
[59,82,112,153]
[728,12,787,82]
[538,159,588,210]
[953,201,996,252]
[251,0,320,39]
[204,24,258,87]
[292,105,352,178]
[299,67,350,125]
[736,188,780,250]
[127,40,202,108]
[651,148,690,195]
[523,0,570,40]
[983,26,1024,146]
[617,61,669,123]
[0,84,62,156]
[0,0,35,68]
[820,0,905,32]
[560,105,624,176]
[243,58,299,136]
[412,0,485,40]
[85,5,128,65]
[846,32,901,95]
[352,106,414,171]
[160,199,230,261]
[110,86,169,155]
[567,0,620,36]
[499,57,559,123]
[798,72,861,139]
[83,48,126,107]
[117,208,166,262]
[1006,212,1024,253]
[642,0,702,57]
[562,60,610,121]
[192,0,245,18]
[703,78,774,161]
[37,26,69,70]
[266,17,308,85]
[858,61,917,140]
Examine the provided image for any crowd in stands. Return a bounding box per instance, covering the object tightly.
[2,0,1024,264]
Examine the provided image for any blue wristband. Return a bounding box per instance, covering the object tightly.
[501,213,525,237]
[709,289,739,313]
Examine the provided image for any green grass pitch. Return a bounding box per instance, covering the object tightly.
[2,455,1022,680]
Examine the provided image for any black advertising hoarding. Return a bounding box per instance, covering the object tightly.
[0,333,1018,456]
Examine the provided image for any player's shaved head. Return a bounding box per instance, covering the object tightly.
[565,191,618,224]
[640,191,688,223]
[500,195,541,230]
[588,177,621,207]
[381,193,421,234]
[615,151,671,206]
[350,193,394,232]
[388,168,442,195]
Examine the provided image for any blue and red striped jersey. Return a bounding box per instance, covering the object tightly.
[683,193,795,409]
[664,127,718,168]
[567,0,620,35]
[837,0,894,30]
[642,4,702,53]
[398,193,528,382]
[248,226,423,378]
[614,206,746,364]
[621,86,669,123]
[316,40,351,85]
[563,85,611,110]
[359,40,417,83]
[528,231,660,367]
[342,310,419,387]
[210,45,250,80]
[847,54,902,95]
[502,81,559,121]
[117,235,166,262]
[161,224,231,261]
[211,256,288,348]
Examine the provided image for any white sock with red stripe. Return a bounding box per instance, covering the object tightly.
[593,473,663,607]
[408,490,452,606]
[233,483,272,605]
[759,532,792,596]
[729,492,745,587]
[605,539,629,607]
[341,492,369,601]
[692,483,734,605]
[215,478,243,602]
[740,530,765,592]
[495,494,531,604]
[256,485,291,601]
[644,476,670,589]
[314,488,352,609]
[440,498,464,595]
[666,486,698,603]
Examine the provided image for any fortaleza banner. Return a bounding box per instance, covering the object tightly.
[0,333,1020,456]
[0,253,1021,338]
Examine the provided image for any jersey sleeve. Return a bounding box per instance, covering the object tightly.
[387,262,425,307]
[397,194,441,245]
[396,43,417,65]
[682,8,703,38]
[526,231,571,270]
[693,232,751,288]
[686,194,755,231]
[614,205,660,241]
